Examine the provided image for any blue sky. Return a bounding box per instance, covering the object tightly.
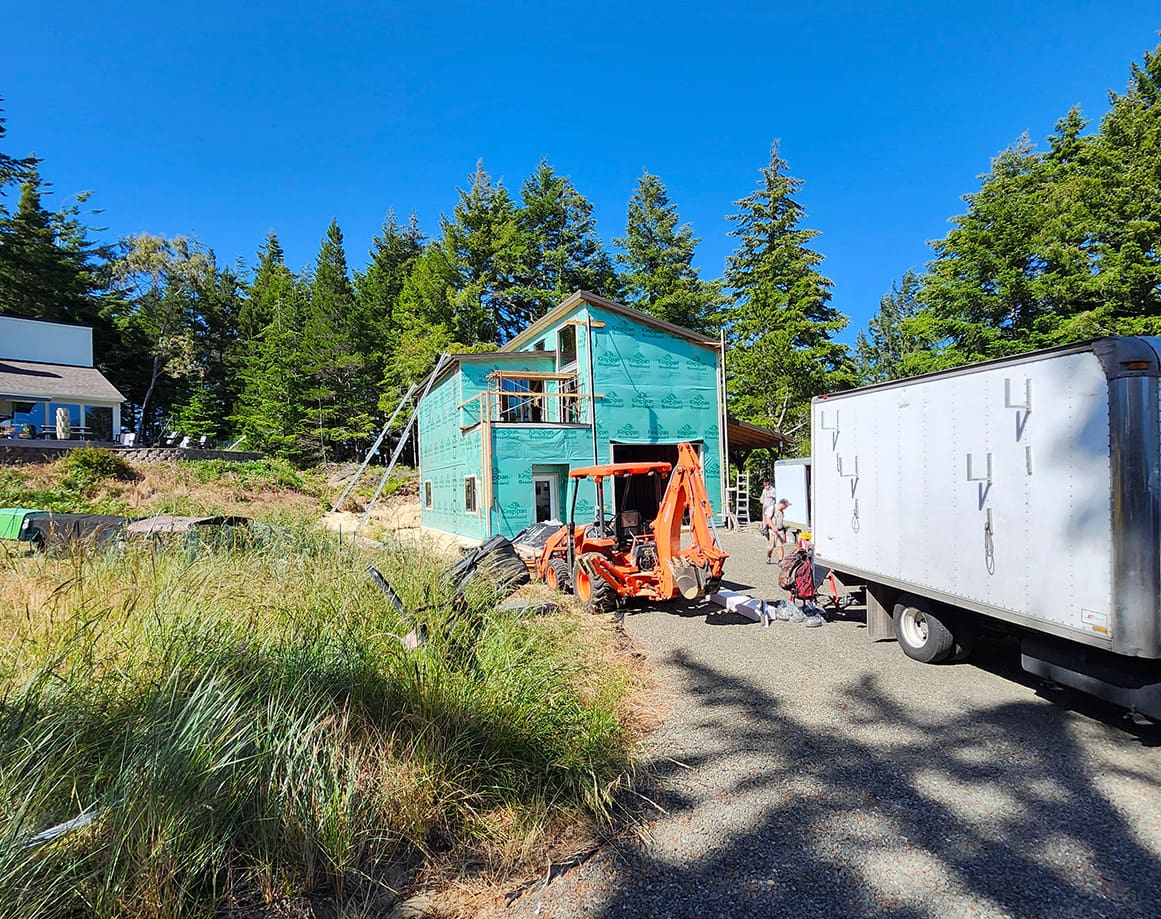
[3,2,1159,341]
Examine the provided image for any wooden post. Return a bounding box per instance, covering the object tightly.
[585,314,598,465]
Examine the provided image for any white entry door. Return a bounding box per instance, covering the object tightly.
[533,475,559,523]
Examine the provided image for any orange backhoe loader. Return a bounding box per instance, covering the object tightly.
[533,441,727,612]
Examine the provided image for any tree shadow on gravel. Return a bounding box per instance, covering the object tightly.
[594,650,1161,919]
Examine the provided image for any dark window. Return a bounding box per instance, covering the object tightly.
[500,378,544,422]
[557,324,577,368]
[533,339,546,351]
[464,476,478,514]
[424,481,433,509]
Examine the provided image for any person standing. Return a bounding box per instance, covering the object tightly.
[760,480,776,535]
[767,498,791,564]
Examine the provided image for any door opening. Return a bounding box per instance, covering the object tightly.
[533,475,559,523]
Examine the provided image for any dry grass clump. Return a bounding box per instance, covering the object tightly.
[0,528,637,918]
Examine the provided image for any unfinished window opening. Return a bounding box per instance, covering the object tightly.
[557,324,577,369]
[500,378,544,422]
[558,374,582,423]
[464,475,478,514]
[424,480,433,509]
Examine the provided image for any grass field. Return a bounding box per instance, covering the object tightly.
[0,459,641,917]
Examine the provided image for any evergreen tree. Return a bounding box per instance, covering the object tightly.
[510,160,618,328]
[355,212,423,336]
[614,170,721,332]
[237,231,290,338]
[854,270,933,382]
[0,171,111,326]
[232,233,306,457]
[1084,46,1161,332]
[917,45,1161,363]
[354,211,424,408]
[434,160,521,343]
[0,101,35,201]
[723,143,848,451]
[299,219,368,461]
[178,262,244,437]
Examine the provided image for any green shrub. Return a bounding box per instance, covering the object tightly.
[61,447,137,484]
[182,457,319,494]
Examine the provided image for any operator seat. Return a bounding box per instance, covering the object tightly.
[617,509,644,537]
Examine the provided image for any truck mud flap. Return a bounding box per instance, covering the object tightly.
[1021,634,1161,721]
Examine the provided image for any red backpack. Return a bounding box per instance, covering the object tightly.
[778,547,816,600]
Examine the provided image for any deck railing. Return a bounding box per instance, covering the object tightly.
[458,388,591,427]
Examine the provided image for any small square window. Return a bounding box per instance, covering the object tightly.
[464,475,478,514]
[424,480,433,509]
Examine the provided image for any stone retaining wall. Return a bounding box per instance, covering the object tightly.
[0,442,264,465]
[116,447,265,464]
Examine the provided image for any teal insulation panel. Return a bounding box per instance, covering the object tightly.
[418,369,486,541]
[490,427,596,537]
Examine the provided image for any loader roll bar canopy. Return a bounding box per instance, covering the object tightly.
[569,461,671,480]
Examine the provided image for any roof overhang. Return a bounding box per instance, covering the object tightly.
[726,417,787,452]
[502,291,720,353]
[0,359,125,405]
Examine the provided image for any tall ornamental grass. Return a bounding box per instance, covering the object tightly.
[0,528,633,917]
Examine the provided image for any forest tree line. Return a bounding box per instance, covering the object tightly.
[2,44,1161,464]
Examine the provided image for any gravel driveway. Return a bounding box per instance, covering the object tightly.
[509,527,1161,919]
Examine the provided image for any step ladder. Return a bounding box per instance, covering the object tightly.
[734,470,752,527]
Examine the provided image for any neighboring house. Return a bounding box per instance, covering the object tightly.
[418,290,780,543]
[0,315,125,440]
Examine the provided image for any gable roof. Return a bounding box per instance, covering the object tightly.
[0,359,125,404]
[424,349,557,390]
[501,291,720,352]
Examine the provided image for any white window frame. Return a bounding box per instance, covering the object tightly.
[424,480,433,509]
[464,475,479,514]
[532,474,559,523]
[557,323,578,371]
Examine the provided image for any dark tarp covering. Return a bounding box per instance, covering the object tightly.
[126,515,250,535]
[447,535,530,594]
[21,513,128,551]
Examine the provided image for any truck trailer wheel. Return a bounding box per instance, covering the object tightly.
[893,598,955,663]
[574,554,618,614]
[545,558,571,593]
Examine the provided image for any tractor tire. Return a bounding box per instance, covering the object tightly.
[545,558,571,594]
[893,597,955,664]
[573,553,618,614]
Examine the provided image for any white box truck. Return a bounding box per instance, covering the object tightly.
[811,337,1161,719]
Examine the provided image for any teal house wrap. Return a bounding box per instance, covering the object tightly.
[418,292,731,543]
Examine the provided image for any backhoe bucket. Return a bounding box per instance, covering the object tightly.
[669,559,709,600]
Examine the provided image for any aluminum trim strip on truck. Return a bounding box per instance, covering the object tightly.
[1098,338,1161,658]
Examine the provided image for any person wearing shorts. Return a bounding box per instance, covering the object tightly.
[760,480,775,536]
[767,498,790,564]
